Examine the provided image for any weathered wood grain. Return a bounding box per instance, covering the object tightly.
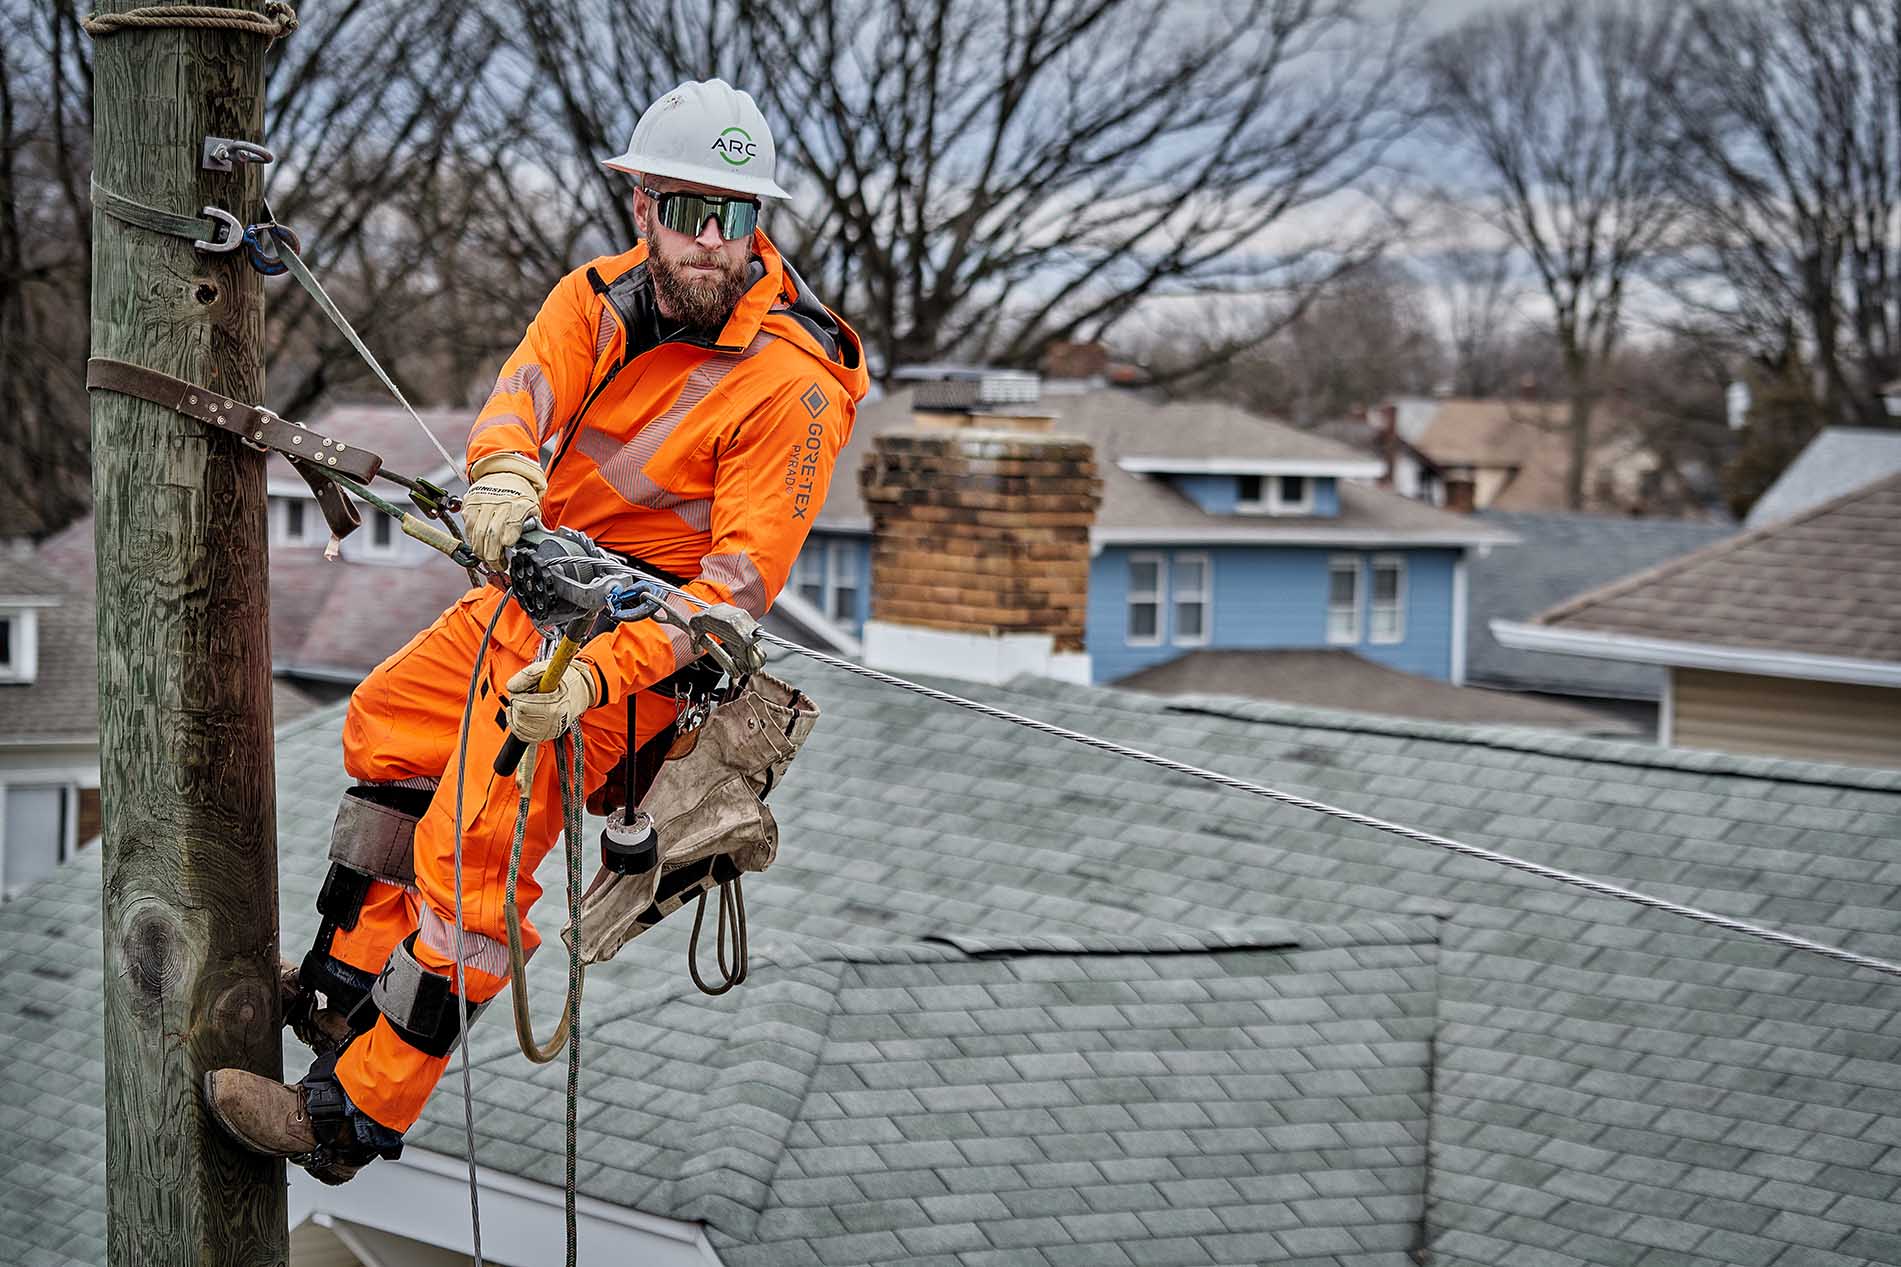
[89,4,287,1262]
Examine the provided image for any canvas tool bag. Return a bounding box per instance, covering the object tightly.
[571,669,818,967]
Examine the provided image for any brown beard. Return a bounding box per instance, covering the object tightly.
[643,215,753,332]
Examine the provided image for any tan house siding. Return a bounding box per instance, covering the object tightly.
[1671,668,1901,767]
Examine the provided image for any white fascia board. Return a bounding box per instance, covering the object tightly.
[1091,526,1514,549]
[1489,620,1901,688]
[771,589,864,656]
[1118,456,1387,479]
[811,517,872,534]
[0,596,61,609]
[291,1148,723,1267]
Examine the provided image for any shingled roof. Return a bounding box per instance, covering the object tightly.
[6,657,1901,1265]
[1519,472,1901,668]
[1466,511,1735,701]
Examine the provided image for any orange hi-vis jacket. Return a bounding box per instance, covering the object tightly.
[468,230,869,703]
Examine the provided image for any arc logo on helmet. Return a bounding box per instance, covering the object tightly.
[711,127,758,167]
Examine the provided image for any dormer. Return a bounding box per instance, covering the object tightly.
[1117,457,1381,519]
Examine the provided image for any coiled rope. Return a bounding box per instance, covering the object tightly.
[82,2,298,40]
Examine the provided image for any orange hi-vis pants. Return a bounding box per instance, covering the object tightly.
[325,585,675,1132]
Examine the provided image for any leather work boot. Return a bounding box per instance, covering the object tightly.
[279,958,362,1056]
[203,1055,403,1185]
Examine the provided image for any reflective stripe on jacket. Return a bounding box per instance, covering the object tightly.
[467,230,869,705]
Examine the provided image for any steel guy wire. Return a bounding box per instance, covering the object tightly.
[603,564,1901,984]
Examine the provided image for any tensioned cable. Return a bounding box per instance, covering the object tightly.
[595,566,1901,983]
[749,633,1901,981]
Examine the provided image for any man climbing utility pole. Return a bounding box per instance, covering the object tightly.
[88,2,293,1261]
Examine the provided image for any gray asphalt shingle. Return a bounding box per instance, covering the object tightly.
[4,654,1901,1265]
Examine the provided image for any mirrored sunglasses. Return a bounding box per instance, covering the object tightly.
[641,186,760,241]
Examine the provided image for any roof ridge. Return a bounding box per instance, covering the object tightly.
[1534,468,1901,627]
[667,955,853,1239]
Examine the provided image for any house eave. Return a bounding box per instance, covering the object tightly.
[1490,620,1901,688]
[1118,456,1387,479]
[290,1147,724,1266]
[770,589,864,657]
[1091,526,1513,550]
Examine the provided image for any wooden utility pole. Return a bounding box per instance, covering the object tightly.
[90,3,287,1262]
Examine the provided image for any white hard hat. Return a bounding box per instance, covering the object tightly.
[601,78,791,200]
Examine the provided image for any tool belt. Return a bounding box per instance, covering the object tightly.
[570,669,818,970]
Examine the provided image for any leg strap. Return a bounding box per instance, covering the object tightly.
[370,933,480,1058]
[328,784,428,887]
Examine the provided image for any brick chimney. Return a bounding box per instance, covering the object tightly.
[858,394,1101,685]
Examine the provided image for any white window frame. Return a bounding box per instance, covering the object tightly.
[1369,554,1406,644]
[1327,556,1361,645]
[1236,473,1315,516]
[825,540,861,624]
[1127,552,1166,647]
[356,511,404,562]
[1269,475,1314,515]
[271,495,323,547]
[1171,552,1211,647]
[0,608,38,683]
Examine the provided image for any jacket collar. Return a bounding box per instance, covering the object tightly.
[613,230,786,354]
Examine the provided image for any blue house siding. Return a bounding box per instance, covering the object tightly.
[790,530,871,636]
[1087,545,1461,684]
[1172,475,1242,515]
[1165,475,1341,518]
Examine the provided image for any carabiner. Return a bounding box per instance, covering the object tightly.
[243,221,302,276]
[193,206,246,254]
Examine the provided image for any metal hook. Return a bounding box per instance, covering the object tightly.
[193,207,246,254]
[243,221,302,276]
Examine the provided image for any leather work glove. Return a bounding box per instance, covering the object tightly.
[462,452,548,567]
[504,659,597,745]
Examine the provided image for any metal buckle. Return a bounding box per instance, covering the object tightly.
[193,206,245,253]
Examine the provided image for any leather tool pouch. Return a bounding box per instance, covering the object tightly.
[572,670,818,966]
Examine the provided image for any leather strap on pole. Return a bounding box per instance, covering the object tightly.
[86,356,380,537]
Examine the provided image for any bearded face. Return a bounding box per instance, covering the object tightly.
[639,199,755,333]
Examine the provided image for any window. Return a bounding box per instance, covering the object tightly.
[1370,556,1405,643]
[1327,556,1360,644]
[272,496,320,547]
[792,547,824,608]
[1127,554,1165,645]
[1238,473,1314,515]
[1172,553,1210,646]
[353,511,402,562]
[0,609,34,683]
[827,541,860,623]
